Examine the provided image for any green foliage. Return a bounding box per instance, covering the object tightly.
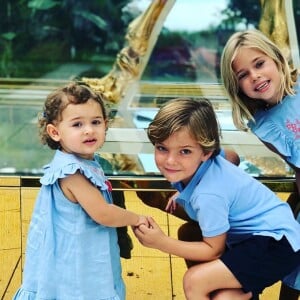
[0,0,130,78]
[74,10,107,30]
[1,32,16,41]
[28,0,60,10]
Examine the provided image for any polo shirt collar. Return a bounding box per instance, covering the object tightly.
[172,159,212,202]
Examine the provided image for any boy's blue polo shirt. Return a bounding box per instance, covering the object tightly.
[172,155,300,251]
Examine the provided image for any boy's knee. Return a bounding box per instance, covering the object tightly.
[183,266,206,298]
[183,268,197,297]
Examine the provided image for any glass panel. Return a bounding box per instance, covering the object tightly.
[0,0,299,181]
[140,0,300,82]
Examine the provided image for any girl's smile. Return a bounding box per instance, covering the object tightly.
[232,47,282,106]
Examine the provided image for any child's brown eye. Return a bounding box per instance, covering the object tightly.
[156,145,167,152]
[256,61,264,68]
[238,73,247,80]
[181,149,191,155]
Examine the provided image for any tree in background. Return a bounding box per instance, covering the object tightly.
[0,0,130,77]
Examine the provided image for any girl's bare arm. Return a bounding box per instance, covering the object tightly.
[60,172,147,227]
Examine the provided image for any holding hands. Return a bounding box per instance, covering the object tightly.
[134,215,151,228]
[133,216,166,250]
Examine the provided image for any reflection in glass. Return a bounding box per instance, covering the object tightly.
[0,0,299,179]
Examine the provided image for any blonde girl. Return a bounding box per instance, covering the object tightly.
[221,29,300,300]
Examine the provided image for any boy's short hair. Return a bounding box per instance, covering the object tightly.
[147,98,221,156]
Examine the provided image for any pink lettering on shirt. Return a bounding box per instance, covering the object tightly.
[286,119,300,139]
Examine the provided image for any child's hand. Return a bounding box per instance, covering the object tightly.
[165,191,179,214]
[134,215,150,228]
[133,216,166,249]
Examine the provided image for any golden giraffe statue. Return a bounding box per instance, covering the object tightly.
[258,0,290,60]
[82,0,175,104]
[83,0,296,105]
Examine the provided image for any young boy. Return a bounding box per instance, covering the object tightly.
[134,98,300,300]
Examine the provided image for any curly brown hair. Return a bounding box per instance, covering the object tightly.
[38,82,107,149]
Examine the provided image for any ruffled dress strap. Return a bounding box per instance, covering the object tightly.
[40,150,112,195]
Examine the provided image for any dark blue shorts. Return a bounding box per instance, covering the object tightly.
[220,235,300,297]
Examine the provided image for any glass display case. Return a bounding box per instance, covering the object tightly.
[0,0,299,190]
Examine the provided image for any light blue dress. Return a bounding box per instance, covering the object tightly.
[13,150,125,300]
[248,78,300,290]
[248,78,300,168]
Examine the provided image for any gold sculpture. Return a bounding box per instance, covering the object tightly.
[82,0,296,104]
[82,0,175,103]
[259,0,290,60]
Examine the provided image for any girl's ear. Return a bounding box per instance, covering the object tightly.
[46,124,60,141]
[105,119,109,132]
